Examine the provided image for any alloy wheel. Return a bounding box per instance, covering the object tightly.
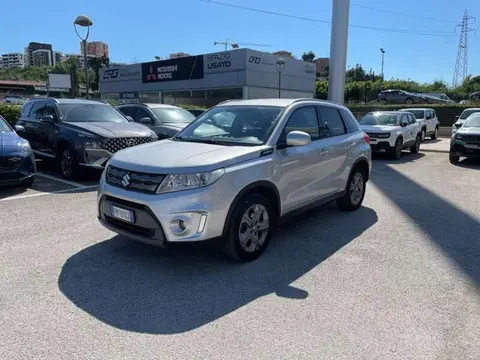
[349,172,364,206]
[396,140,402,158]
[238,204,270,253]
[61,150,73,178]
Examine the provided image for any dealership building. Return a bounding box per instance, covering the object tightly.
[99,48,316,106]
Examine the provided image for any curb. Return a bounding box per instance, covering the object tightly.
[421,148,449,154]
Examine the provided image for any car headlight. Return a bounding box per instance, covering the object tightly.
[150,131,158,139]
[156,169,225,194]
[16,139,31,153]
[84,140,104,149]
[455,134,463,140]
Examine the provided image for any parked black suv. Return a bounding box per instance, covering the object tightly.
[16,98,157,180]
[116,103,196,139]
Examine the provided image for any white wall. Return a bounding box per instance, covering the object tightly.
[246,86,313,99]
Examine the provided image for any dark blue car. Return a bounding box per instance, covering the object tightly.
[0,115,36,187]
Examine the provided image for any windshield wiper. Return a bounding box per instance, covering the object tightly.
[172,136,229,145]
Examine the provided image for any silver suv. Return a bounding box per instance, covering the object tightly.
[97,98,372,261]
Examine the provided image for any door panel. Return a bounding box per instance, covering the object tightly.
[37,103,59,157]
[23,101,46,151]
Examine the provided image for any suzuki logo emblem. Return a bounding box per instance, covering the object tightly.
[121,173,131,187]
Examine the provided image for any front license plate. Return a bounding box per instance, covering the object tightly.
[110,205,134,223]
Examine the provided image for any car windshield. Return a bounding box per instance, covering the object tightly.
[459,109,480,120]
[359,113,398,126]
[150,107,196,123]
[403,110,425,119]
[0,117,13,133]
[58,103,128,123]
[463,115,480,128]
[174,105,285,146]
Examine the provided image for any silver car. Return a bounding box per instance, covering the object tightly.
[97,98,372,261]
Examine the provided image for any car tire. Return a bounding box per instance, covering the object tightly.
[405,98,413,104]
[390,137,403,159]
[336,166,367,212]
[410,135,421,154]
[59,145,80,180]
[223,193,274,262]
[21,176,35,188]
[449,154,460,164]
[421,128,426,142]
[431,127,438,140]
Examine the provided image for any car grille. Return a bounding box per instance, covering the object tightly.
[106,165,165,194]
[366,132,390,139]
[104,137,153,153]
[462,135,480,143]
[0,156,22,172]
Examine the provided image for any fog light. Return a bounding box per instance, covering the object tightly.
[179,220,186,231]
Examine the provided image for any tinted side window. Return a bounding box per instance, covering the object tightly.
[118,106,135,118]
[283,106,319,140]
[339,108,359,133]
[408,114,416,124]
[21,102,34,118]
[317,107,347,137]
[30,102,46,120]
[431,110,437,118]
[44,103,58,120]
[135,108,152,122]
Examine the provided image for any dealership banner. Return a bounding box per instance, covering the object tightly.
[141,56,204,83]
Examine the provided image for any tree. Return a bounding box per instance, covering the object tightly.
[301,51,316,62]
[88,55,110,92]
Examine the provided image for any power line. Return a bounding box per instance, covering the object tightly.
[351,3,458,24]
[201,0,457,37]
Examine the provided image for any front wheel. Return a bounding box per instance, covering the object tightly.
[405,98,413,104]
[223,194,274,262]
[410,135,421,154]
[390,138,403,159]
[421,128,426,142]
[59,146,80,180]
[337,167,367,211]
[449,154,460,164]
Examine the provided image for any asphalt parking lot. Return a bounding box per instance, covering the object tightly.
[1,149,480,360]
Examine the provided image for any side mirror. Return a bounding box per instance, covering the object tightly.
[40,115,54,124]
[126,116,134,122]
[455,115,459,119]
[400,120,408,127]
[14,124,25,132]
[286,131,311,147]
[139,117,153,125]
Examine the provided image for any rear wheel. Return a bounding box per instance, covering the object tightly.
[59,146,81,180]
[421,128,426,141]
[431,127,438,140]
[410,135,421,154]
[405,98,413,104]
[336,167,367,211]
[223,194,274,262]
[449,154,460,164]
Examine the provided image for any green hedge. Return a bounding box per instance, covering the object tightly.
[0,104,21,126]
[347,104,476,126]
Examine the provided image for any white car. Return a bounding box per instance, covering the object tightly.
[399,108,440,141]
[358,111,421,160]
[452,108,480,135]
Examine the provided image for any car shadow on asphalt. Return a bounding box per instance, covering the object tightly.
[58,203,378,334]
[372,152,426,165]
[452,158,480,169]
[371,165,480,289]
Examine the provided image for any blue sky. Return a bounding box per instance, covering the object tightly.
[2,0,479,83]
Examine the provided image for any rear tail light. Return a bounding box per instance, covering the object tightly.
[363,132,370,144]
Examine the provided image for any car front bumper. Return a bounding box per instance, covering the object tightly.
[450,142,480,158]
[0,152,36,186]
[368,139,394,152]
[96,174,235,246]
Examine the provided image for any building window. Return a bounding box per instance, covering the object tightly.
[138,92,162,104]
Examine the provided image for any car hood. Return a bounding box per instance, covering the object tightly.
[0,131,25,156]
[63,122,154,138]
[110,139,270,174]
[456,127,480,135]
[360,125,399,132]
[151,122,191,135]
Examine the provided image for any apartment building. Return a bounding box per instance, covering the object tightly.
[0,53,25,68]
[62,53,95,68]
[24,42,54,67]
[81,41,109,58]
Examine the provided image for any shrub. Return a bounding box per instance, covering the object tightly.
[0,104,21,126]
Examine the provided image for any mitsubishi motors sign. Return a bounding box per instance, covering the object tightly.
[141,56,204,83]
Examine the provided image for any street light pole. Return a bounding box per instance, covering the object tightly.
[276,58,285,98]
[327,0,350,105]
[74,15,93,99]
[380,48,385,81]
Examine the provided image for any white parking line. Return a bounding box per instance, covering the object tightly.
[36,172,87,188]
[0,185,98,202]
